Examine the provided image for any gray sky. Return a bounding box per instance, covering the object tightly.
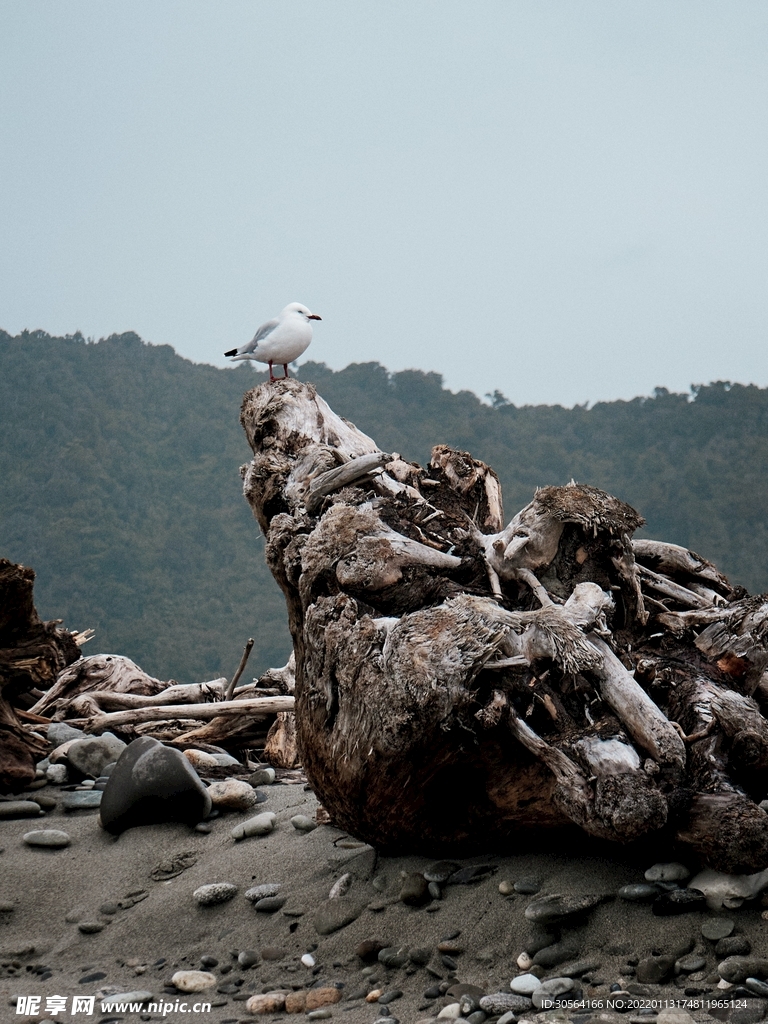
[1,1,766,406]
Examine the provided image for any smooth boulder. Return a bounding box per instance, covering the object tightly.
[66,733,127,778]
[99,737,211,834]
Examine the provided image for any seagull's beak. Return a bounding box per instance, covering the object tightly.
[307,314,322,320]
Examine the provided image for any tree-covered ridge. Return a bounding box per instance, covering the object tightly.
[1,329,766,682]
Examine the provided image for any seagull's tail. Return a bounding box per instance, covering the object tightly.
[223,348,238,357]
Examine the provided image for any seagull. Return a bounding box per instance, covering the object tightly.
[224,302,322,381]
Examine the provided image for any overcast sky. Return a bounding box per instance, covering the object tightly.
[1,1,766,406]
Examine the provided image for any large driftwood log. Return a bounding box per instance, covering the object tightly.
[238,379,768,871]
[0,560,82,791]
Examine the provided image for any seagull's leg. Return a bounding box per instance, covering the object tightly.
[268,361,276,382]
[283,364,290,378]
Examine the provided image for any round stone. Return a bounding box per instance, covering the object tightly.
[498,880,515,895]
[206,779,259,811]
[618,883,661,902]
[645,862,691,883]
[291,814,317,832]
[702,917,735,941]
[237,950,260,968]
[193,883,237,906]
[247,767,276,786]
[400,872,430,906]
[745,978,768,998]
[23,830,70,848]
[66,733,127,778]
[254,895,286,913]
[514,878,541,895]
[171,970,217,993]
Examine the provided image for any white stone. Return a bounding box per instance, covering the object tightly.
[301,953,316,967]
[192,883,237,905]
[510,973,542,995]
[207,779,259,811]
[689,866,768,910]
[517,951,533,970]
[644,862,691,883]
[23,830,70,848]
[46,764,68,784]
[437,1003,462,1019]
[171,970,217,992]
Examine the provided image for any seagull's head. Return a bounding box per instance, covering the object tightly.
[283,301,322,321]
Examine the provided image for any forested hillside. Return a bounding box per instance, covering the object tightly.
[2,329,766,683]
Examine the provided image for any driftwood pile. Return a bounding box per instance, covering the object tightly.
[0,558,295,792]
[234,378,768,873]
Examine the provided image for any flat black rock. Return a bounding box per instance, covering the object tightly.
[99,737,212,834]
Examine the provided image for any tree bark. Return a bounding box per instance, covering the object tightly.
[234,379,768,871]
[0,560,82,791]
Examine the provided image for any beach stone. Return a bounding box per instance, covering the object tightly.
[401,872,430,905]
[193,883,237,906]
[100,991,153,1006]
[645,862,691,883]
[498,879,515,895]
[78,921,104,933]
[245,883,281,901]
[718,958,768,983]
[379,946,410,969]
[248,767,276,786]
[329,872,352,899]
[716,936,752,957]
[438,1005,462,1018]
[689,867,768,909]
[206,779,259,811]
[745,979,768,998]
[62,790,102,809]
[702,918,735,941]
[510,973,543,995]
[0,800,43,818]
[676,954,706,973]
[357,939,386,962]
[448,864,496,884]
[618,883,661,902]
[636,956,676,984]
[260,946,285,960]
[307,1012,333,1022]
[313,896,364,934]
[245,991,286,1013]
[30,794,57,810]
[652,888,706,915]
[254,895,286,912]
[514,878,541,895]
[525,924,560,955]
[237,949,260,968]
[291,814,317,832]
[559,958,601,977]
[285,991,307,1012]
[99,736,212,833]
[230,811,275,839]
[171,970,216,992]
[525,893,609,926]
[428,881,442,900]
[480,992,533,1015]
[534,940,581,969]
[532,977,576,1008]
[48,722,85,745]
[194,822,212,833]
[424,861,460,884]
[306,987,342,1009]
[66,733,126,778]
[23,829,70,848]
[45,764,69,784]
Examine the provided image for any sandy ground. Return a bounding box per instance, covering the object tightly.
[1,777,767,1024]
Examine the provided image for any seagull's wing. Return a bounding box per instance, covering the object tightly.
[250,317,281,349]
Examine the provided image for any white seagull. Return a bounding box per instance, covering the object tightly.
[224,302,322,381]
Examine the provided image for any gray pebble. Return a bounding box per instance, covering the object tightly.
[230,811,275,840]
[48,722,85,745]
[291,814,317,832]
[701,917,735,941]
[533,940,581,969]
[644,862,691,883]
[423,861,460,883]
[378,989,403,1004]
[193,883,238,906]
[510,973,543,995]
[254,895,286,913]
[61,790,102,810]
[448,864,496,885]
[194,822,212,834]
[532,976,576,1008]
[514,878,541,895]
[78,921,104,933]
[247,767,275,786]
[480,992,533,1014]
[237,949,260,968]
[525,892,609,925]
[745,978,768,998]
[677,955,706,973]
[428,881,442,900]
[619,883,662,902]
[716,936,752,957]
[23,830,70,848]
[400,872,430,905]
[0,801,43,819]
[313,896,364,935]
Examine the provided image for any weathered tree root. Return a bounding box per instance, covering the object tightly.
[238,379,768,871]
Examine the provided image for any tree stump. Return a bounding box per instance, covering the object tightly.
[237,379,768,871]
